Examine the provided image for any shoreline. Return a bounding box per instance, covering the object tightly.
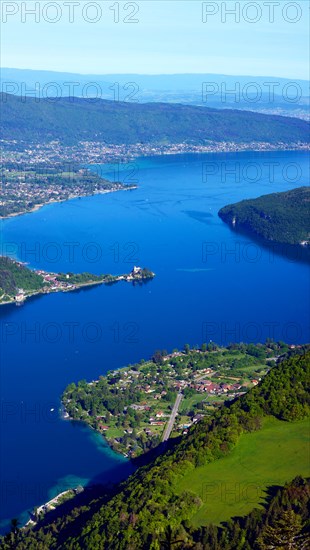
[0,270,155,307]
[1,146,308,220]
[62,409,129,458]
[0,185,137,220]
[23,486,84,530]
[90,143,310,173]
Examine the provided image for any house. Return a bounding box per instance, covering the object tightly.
[15,289,25,303]
[192,414,204,423]
[130,404,146,411]
[163,351,183,361]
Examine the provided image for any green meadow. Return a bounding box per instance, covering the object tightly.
[177,416,310,526]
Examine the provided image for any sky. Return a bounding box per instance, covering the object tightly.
[1,0,309,78]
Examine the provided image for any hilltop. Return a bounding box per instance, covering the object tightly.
[1,92,309,145]
[219,186,310,246]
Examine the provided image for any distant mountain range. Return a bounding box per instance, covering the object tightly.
[1,68,309,119]
[1,92,309,146]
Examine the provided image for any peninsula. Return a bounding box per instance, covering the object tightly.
[219,186,310,246]
[62,341,292,458]
[0,257,155,306]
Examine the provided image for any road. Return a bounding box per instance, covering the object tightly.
[162,392,183,442]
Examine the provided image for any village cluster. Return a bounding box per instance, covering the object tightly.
[1,138,308,217]
[63,347,268,457]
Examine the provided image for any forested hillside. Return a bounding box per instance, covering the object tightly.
[0,257,44,300]
[1,92,309,145]
[219,186,310,245]
[1,350,309,549]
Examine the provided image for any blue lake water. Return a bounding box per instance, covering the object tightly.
[0,151,309,530]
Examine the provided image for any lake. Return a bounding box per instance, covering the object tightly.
[0,151,309,531]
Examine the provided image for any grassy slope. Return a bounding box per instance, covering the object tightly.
[177,416,310,526]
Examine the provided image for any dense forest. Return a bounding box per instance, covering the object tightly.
[1,92,309,145]
[1,350,309,549]
[0,257,44,299]
[219,186,310,245]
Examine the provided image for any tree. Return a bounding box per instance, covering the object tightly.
[10,518,20,534]
[257,510,309,549]
[152,350,165,365]
[159,525,184,549]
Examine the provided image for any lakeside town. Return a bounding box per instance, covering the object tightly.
[62,341,295,458]
[1,138,309,218]
[0,160,136,218]
[2,138,309,167]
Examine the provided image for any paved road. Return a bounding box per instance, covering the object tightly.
[162,392,183,442]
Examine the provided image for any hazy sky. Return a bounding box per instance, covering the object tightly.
[1,0,309,78]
